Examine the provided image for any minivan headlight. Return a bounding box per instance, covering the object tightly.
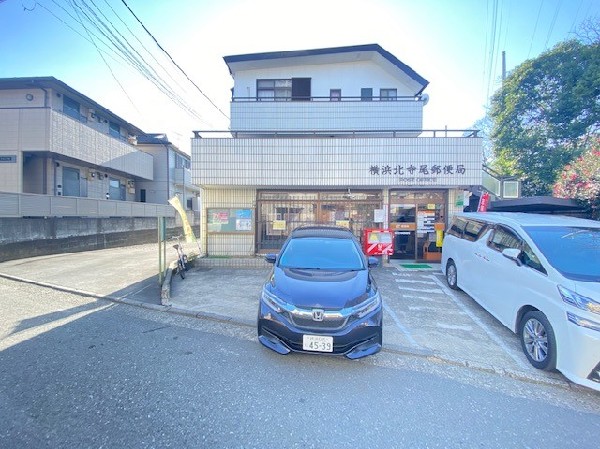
[558,285,600,315]
[261,287,289,313]
[354,291,381,318]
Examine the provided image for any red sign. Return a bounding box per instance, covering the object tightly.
[363,229,394,256]
[477,192,490,212]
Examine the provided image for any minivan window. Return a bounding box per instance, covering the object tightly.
[447,217,467,237]
[463,220,487,241]
[521,242,546,274]
[488,226,520,252]
[524,226,600,282]
[278,237,364,271]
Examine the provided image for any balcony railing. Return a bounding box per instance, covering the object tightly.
[228,95,427,135]
[193,128,481,138]
[0,191,175,218]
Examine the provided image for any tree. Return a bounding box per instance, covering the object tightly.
[553,140,600,219]
[489,35,600,196]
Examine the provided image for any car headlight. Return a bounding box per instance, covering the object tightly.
[354,290,381,318]
[558,285,600,315]
[566,312,600,332]
[261,287,289,313]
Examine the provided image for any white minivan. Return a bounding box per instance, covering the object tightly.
[441,212,600,391]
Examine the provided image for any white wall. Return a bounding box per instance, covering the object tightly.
[233,60,417,98]
[192,137,483,188]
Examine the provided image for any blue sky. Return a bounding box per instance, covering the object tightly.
[1,0,598,153]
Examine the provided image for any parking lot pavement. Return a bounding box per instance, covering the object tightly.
[0,244,570,388]
[168,261,568,387]
[378,264,568,385]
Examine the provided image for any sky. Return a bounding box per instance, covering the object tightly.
[1,0,599,154]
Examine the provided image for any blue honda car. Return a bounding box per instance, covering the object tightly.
[257,226,383,359]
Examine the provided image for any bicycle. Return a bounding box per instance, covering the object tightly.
[172,236,188,279]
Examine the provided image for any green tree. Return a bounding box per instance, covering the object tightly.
[489,36,600,196]
[553,140,600,219]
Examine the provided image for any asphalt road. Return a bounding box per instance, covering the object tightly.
[1,277,599,449]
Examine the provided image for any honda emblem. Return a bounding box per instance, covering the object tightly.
[312,309,324,322]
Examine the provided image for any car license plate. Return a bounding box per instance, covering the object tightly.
[302,335,333,352]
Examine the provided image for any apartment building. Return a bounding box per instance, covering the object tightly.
[0,77,196,218]
[136,133,200,212]
[191,44,484,262]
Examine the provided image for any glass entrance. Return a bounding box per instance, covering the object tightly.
[389,190,446,261]
[256,190,382,252]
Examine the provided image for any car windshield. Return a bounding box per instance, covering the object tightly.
[278,237,365,270]
[524,226,600,282]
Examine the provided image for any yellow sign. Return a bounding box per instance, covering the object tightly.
[168,196,198,247]
[436,229,444,247]
[336,220,350,228]
[272,220,286,230]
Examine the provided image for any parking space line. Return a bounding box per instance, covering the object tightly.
[394,278,437,285]
[394,286,440,293]
[427,274,530,370]
[382,298,423,349]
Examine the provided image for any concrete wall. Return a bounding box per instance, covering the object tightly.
[0,216,187,262]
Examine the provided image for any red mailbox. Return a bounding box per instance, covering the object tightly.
[363,228,394,256]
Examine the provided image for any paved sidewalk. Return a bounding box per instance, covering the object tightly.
[0,243,572,390]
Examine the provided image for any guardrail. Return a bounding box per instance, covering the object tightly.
[0,191,176,218]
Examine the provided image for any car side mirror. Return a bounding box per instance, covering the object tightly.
[502,248,522,266]
[368,256,379,268]
[265,253,277,264]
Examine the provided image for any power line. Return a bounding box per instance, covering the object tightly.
[527,0,544,59]
[544,0,563,50]
[73,0,204,121]
[119,0,229,121]
[66,0,140,115]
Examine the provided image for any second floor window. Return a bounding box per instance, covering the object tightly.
[380,88,398,100]
[109,122,121,138]
[63,96,81,120]
[330,89,341,101]
[257,79,292,101]
[361,88,373,101]
[175,154,190,169]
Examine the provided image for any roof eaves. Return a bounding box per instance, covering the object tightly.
[0,76,146,136]
[223,44,429,90]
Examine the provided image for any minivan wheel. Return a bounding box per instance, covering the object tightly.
[519,311,557,371]
[446,260,459,290]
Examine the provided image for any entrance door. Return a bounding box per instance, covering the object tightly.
[62,167,80,197]
[390,191,446,261]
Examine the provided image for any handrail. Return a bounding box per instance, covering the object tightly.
[0,191,175,218]
[231,95,424,102]
[193,129,481,138]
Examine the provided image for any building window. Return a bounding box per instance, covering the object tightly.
[361,88,373,101]
[291,78,311,101]
[175,154,190,169]
[380,88,397,100]
[109,122,121,139]
[63,96,82,121]
[330,89,341,101]
[257,79,292,101]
